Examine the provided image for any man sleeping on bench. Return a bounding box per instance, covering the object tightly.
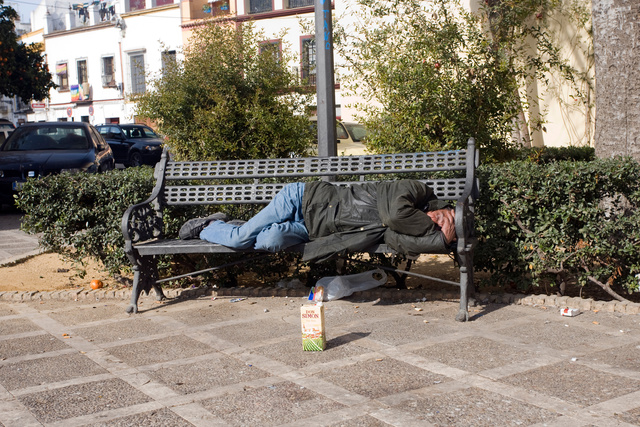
[179,179,456,264]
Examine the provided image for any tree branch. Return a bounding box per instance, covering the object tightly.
[586,276,630,303]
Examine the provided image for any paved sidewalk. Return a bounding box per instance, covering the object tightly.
[1,289,639,426]
[0,213,41,266]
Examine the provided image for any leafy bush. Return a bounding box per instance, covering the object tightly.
[16,167,154,278]
[15,155,639,301]
[501,146,596,164]
[336,0,593,159]
[134,22,315,161]
[475,157,640,298]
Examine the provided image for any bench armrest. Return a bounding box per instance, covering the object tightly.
[122,200,164,246]
[454,188,476,254]
[121,150,169,256]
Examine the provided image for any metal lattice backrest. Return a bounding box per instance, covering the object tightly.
[161,148,474,206]
[164,151,468,180]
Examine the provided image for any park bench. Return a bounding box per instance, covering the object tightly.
[121,138,480,321]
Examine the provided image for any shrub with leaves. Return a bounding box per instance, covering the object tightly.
[16,168,154,278]
[475,157,640,300]
[134,22,315,161]
[335,0,593,158]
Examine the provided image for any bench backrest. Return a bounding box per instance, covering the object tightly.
[155,138,478,206]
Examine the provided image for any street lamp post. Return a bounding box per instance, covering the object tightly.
[314,0,337,158]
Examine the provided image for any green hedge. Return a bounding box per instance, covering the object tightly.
[475,157,640,296]
[17,167,155,278]
[16,155,640,298]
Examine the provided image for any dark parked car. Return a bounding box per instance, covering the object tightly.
[0,122,114,205]
[96,124,163,167]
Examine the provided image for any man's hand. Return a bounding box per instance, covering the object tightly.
[426,208,456,244]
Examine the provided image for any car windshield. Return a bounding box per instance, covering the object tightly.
[1,126,89,151]
[121,126,159,139]
[343,123,368,142]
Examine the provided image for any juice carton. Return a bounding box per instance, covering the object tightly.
[301,304,326,351]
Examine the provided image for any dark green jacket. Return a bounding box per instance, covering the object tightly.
[301,179,450,262]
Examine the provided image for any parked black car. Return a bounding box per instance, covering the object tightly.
[0,122,115,205]
[96,124,163,167]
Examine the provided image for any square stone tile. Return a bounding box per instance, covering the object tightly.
[412,336,535,373]
[349,316,458,346]
[0,353,108,390]
[147,355,271,394]
[323,301,401,329]
[0,333,70,359]
[164,299,255,326]
[574,310,640,335]
[495,319,610,351]
[589,343,640,371]
[18,378,152,423]
[467,304,533,323]
[327,416,393,426]
[0,318,40,336]
[86,408,194,426]
[0,304,17,317]
[315,358,448,399]
[249,332,372,369]
[106,335,214,367]
[74,318,168,344]
[209,318,298,346]
[48,303,128,326]
[393,386,559,426]
[616,406,640,425]
[200,380,344,426]
[500,361,640,406]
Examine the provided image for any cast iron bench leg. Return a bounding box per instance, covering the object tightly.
[455,251,473,322]
[126,257,163,314]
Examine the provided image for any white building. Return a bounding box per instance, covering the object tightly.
[26,0,182,125]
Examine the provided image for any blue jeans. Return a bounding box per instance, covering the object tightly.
[199,182,309,252]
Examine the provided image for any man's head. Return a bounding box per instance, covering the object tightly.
[426,208,456,244]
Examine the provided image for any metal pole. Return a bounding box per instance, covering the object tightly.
[315,0,337,158]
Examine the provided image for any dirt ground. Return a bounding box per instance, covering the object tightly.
[0,252,461,293]
[0,253,127,293]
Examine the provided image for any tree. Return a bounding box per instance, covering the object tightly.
[335,0,592,159]
[0,0,56,102]
[134,22,315,161]
[592,0,640,162]
[336,0,521,159]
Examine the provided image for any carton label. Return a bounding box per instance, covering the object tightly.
[301,305,325,351]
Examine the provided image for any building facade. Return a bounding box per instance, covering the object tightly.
[23,0,182,125]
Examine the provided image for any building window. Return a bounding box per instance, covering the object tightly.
[130,53,146,94]
[77,59,88,85]
[259,40,281,61]
[102,56,116,87]
[289,0,313,8]
[161,50,176,76]
[301,37,316,85]
[56,62,68,90]
[156,0,173,5]
[249,0,271,14]
[128,0,145,12]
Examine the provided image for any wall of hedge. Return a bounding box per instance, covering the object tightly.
[16,154,640,298]
[475,156,640,297]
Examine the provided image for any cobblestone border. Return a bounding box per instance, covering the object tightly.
[1,287,638,315]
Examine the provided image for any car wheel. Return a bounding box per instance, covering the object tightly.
[128,152,142,167]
